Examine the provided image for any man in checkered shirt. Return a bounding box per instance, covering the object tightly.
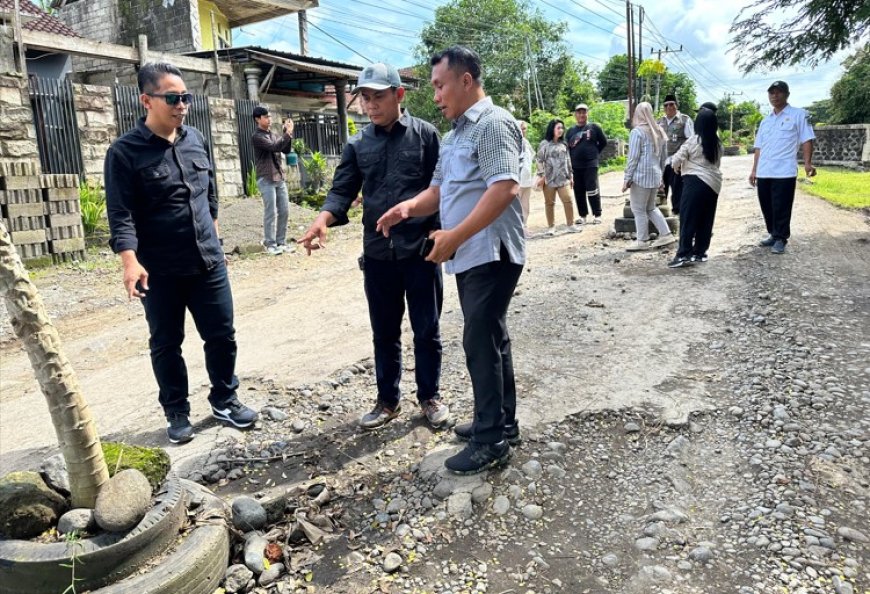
[377,46,525,475]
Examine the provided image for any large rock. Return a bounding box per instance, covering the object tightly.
[39,454,70,496]
[232,496,267,531]
[94,469,152,532]
[0,471,69,539]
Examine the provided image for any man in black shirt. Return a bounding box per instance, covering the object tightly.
[105,62,257,444]
[566,103,608,224]
[299,63,449,430]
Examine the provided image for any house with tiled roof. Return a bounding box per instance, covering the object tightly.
[0,0,79,77]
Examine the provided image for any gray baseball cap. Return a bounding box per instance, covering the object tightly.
[355,63,402,92]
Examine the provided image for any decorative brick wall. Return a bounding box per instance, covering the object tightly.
[811,124,870,169]
[208,97,243,199]
[72,84,117,182]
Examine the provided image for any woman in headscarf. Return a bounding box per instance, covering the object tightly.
[536,119,581,235]
[667,107,723,267]
[517,120,534,238]
[622,102,677,251]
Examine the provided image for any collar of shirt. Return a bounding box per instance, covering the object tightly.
[665,113,684,124]
[371,108,412,137]
[769,103,793,118]
[452,96,493,129]
[135,116,187,144]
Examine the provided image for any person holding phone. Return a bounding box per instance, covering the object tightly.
[105,62,256,444]
[251,106,294,255]
[299,63,449,431]
[749,81,816,254]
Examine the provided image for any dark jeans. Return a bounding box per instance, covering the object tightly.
[756,177,796,242]
[141,263,239,417]
[676,175,719,259]
[455,246,524,444]
[572,167,602,217]
[663,163,683,214]
[363,255,443,409]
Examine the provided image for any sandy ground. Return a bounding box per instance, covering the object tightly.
[0,155,866,475]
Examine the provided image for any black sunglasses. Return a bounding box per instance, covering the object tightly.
[148,92,193,106]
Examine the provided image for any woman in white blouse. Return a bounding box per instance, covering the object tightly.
[622,102,677,251]
[536,119,581,235]
[667,107,723,268]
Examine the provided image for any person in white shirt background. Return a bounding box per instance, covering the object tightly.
[749,80,816,255]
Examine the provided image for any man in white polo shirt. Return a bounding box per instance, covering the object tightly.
[749,80,816,254]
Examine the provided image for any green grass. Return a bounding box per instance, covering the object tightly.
[599,155,626,175]
[798,166,870,209]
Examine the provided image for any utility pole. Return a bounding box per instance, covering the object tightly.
[636,6,643,103]
[298,10,309,56]
[625,0,635,121]
[725,91,744,143]
[649,45,683,111]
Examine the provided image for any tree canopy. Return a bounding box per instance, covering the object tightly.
[597,54,698,114]
[402,0,594,129]
[829,45,870,124]
[729,0,870,73]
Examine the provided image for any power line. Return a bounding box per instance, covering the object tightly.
[307,20,374,63]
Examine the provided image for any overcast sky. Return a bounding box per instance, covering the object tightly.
[232,0,852,112]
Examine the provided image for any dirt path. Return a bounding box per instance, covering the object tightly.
[0,155,865,473]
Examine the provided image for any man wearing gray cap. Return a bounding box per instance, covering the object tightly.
[299,63,450,430]
[566,103,608,224]
[749,81,816,254]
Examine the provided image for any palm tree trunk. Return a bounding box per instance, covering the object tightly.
[0,220,109,508]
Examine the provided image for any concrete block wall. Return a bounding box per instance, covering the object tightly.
[812,124,870,169]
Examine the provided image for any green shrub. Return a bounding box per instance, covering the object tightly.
[302,151,330,192]
[79,181,107,236]
[600,155,626,174]
[245,162,259,198]
[292,138,307,156]
[101,442,170,491]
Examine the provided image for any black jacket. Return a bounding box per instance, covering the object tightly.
[321,110,440,260]
[252,127,293,182]
[566,123,608,169]
[105,118,223,275]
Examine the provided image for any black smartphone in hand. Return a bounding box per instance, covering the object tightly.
[419,237,435,258]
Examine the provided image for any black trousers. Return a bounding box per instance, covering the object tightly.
[756,177,796,242]
[455,246,523,444]
[363,255,443,409]
[141,263,239,417]
[663,163,683,214]
[676,175,719,259]
[572,167,602,217]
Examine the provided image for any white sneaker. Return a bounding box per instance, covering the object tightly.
[568,224,583,233]
[626,240,651,252]
[278,244,294,254]
[574,217,586,225]
[651,234,677,248]
[545,226,556,236]
[592,216,603,225]
[265,245,282,256]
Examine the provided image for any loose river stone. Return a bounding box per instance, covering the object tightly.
[383,552,403,573]
[58,508,96,535]
[522,504,543,520]
[447,492,473,518]
[521,460,543,478]
[837,527,868,543]
[492,495,511,515]
[232,496,267,531]
[635,537,659,551]
[94,469,152,533]
[224,564,253,593]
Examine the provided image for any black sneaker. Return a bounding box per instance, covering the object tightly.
[759,235,776,247]
[445,441,512,475]
[454,421,521,445]
[770,239,786,254]
[211,396,258,428]
[691,254,708,263]
[166,412,194,444]
[668,256,693,268]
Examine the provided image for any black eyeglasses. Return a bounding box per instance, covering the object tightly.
[147,92,193,106]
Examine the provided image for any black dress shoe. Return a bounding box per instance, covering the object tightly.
[759,235,776,247]
[445,441,511,475]
[454,421,521,445]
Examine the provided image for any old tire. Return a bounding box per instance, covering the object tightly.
[94,479,230,593]
[0,475,187,594]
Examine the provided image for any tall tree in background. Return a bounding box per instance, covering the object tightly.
[829,45,870,124]
[661,71,698,114]
[597,54,629,101]
[729,0,870,73]
[403,0,580,129]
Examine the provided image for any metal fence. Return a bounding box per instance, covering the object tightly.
[113,84,215,162]
[291,112,342,157]
[235,98,258,190]
[28,75,84,176]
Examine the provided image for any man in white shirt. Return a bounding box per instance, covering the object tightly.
[749,81,816,254]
